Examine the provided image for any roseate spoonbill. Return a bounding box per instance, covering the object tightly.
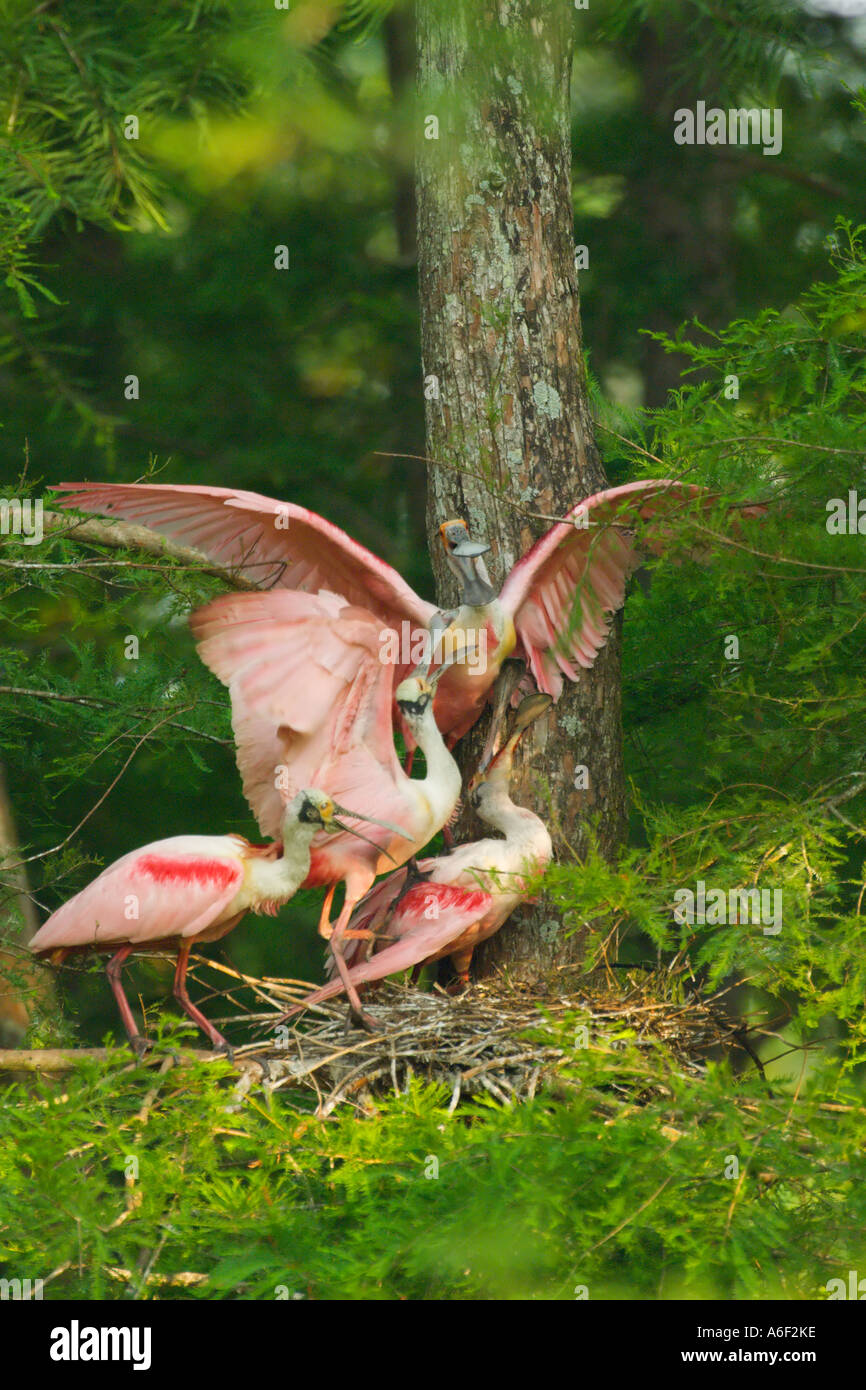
[28,790,404,1055]
[187,589,443,838]
[272,693,555,1027]
[267,626,459,1021]
[54,478,751,747]
[184,588,462,1022]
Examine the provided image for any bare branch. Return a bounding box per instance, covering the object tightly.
[4,705,199,869]
[715,149,847,201]
[0,1046,267,1073]
[42,510,259,591]
[0,687,231,748]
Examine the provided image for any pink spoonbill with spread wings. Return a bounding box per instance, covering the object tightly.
[186,595,463,1023]
[187,589,459,839]
[28,789,404,1054]
[54,478,749,747]
[271,693,555,1027]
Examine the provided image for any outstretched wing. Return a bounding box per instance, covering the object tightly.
[498,480,711,698]
[336,864,411,971]
[291,883,492,1013]
[191,589,409,843]
[191,589,374,737]
[29,839,244,952]
[55,482,437,630]
[327,858,438,972]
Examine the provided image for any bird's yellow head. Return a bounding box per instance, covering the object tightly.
[438,518,497,606]
[297,790,336,828]
[292,789,414,859]
[395,675,434,719]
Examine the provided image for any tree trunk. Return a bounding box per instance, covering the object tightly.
[415,0,627,982]
[0,762,48,1046]
[0,763,38,944]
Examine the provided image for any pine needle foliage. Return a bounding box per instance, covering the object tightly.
[1,1031,865,1301]
[596,0,816,100]
[0,0,264,428]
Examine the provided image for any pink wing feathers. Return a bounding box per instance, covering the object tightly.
[300,626,415,884]
[192,590,371,835]
[191,589,371,735]
[190,590,415,870]
[327,860,429,972]
[55,482,437,631]
[29,838,245,953]
[292,882,492,1013]
[499,480,710,698]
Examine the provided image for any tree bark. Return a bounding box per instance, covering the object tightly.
[0,763,38,944]
[416,0,627,982]
[0,762,51,1046]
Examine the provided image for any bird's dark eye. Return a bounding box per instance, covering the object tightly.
[299,799,319,823]
[398,697,428,718]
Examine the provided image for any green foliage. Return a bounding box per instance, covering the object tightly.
[600,219,866,1080]
[597,0,814,99]
[0,1,249,277]
[1,1031,864,1300]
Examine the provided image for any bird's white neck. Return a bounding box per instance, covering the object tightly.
[238,815,320,912]
[479,787,553,862]
[412,706,461,789]
[402,704,462,836]
[279,817,319,890]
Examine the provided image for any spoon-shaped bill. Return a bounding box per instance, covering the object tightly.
[330,802,413,841]
[325,802,414,867]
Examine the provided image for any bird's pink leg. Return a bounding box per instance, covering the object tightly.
[269,884,379,1032]
[317,883,337,939]
[172,942,232,1055]
[105,945,148,1056]
[270,911,381,1032]
[319,885,377,946]
[329,899,382,1033]
[445,946,474,996]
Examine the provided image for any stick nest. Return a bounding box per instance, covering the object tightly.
[195,959,757,1116]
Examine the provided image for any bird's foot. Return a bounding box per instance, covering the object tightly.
[212,1039,235,1063]
[445,975,471,997]
[347,1003,381,1034]
[129,1034,152,1060]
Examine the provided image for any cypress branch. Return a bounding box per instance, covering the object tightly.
[42,510,259,590]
